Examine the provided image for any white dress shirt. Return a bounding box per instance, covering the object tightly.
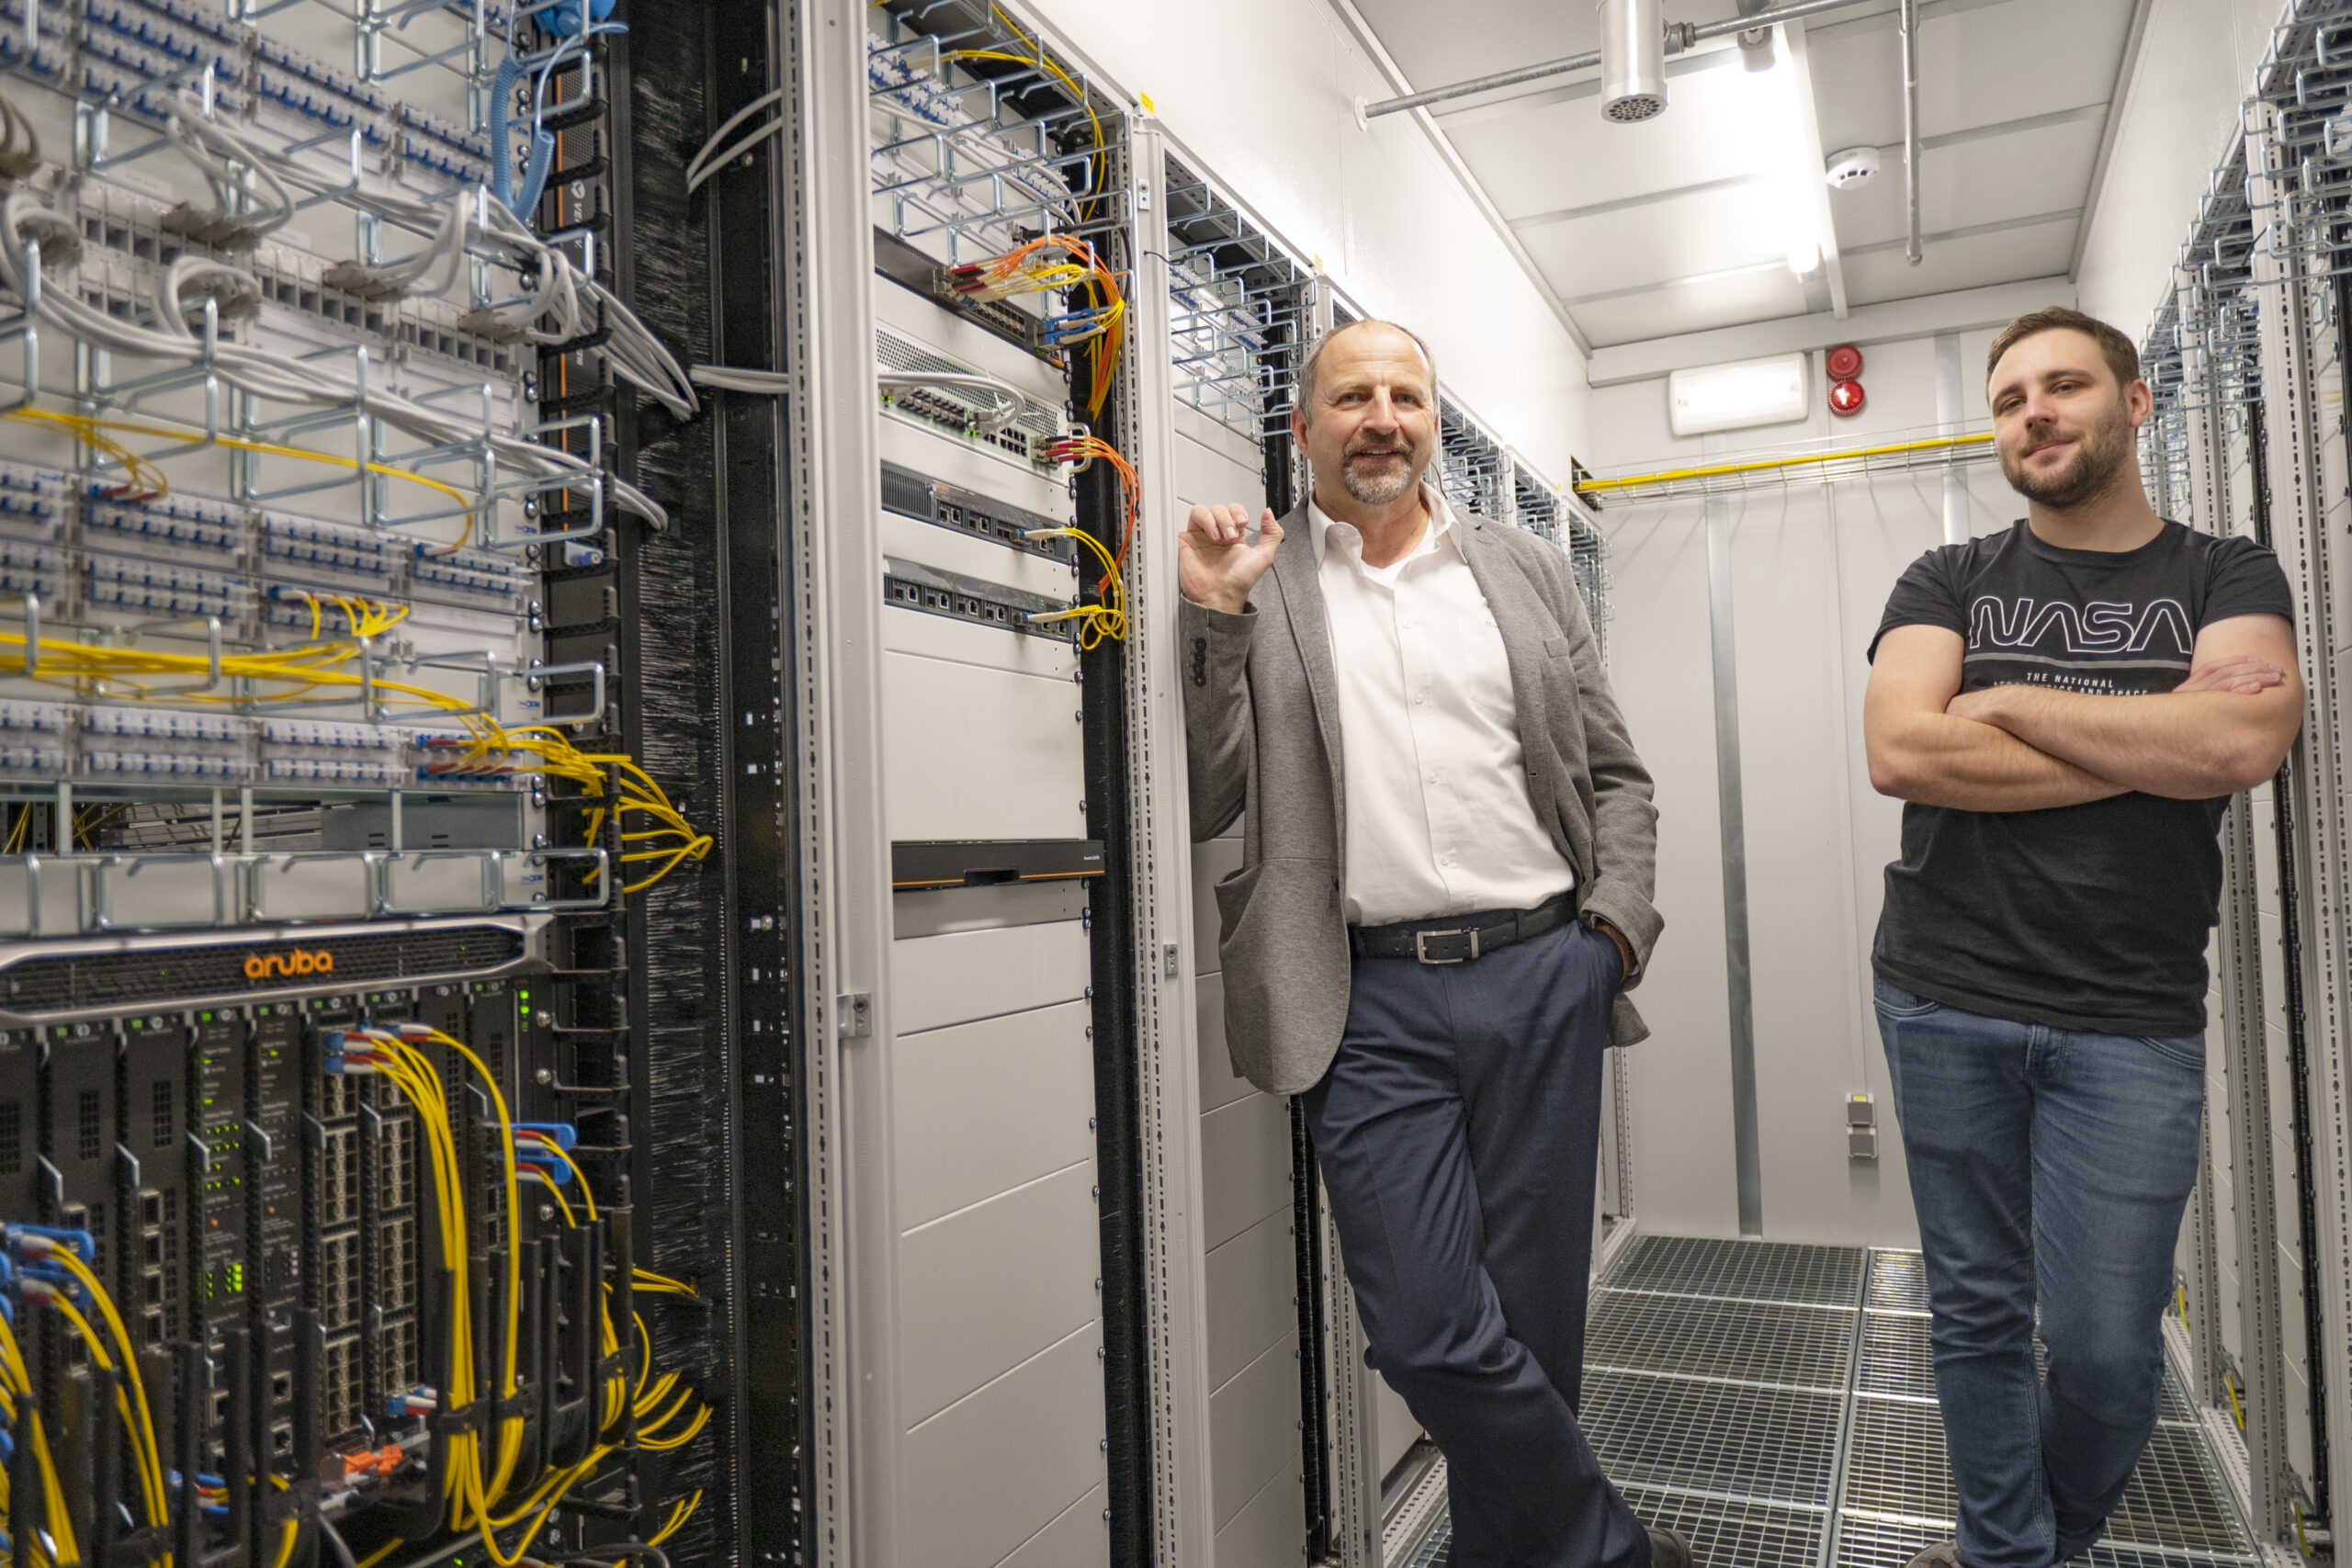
[1313,487,1577,926]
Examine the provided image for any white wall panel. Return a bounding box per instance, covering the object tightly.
[890,919,1091,1033]
[902,1325,1107,1568]
[1209,1337,1305,1532]
[881,648,1088,842]
[1203,1093,1295,1254]
[1197,972,1250,1115]
[1206,1209,1299,1392]
[892,1000,1097,1228]
[1215,1469,1310,1568]
[899,1163,1103,1426]
[998,1486,1109,1568]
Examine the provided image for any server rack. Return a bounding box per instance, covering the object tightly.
[2139,9,2352,1555]
[0,0,804,1564]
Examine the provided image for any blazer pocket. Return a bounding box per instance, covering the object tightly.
[1543,635,1574,660]
[1211,861,1265,945]
[1214,858,1335,966]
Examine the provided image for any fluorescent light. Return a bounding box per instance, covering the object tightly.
[1668,354,1811,436]
[1736,27,1829,277]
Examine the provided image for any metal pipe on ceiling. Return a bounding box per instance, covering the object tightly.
[1361,0,1879,120]
[1902,0,1922,264]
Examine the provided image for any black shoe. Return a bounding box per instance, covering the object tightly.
[1646,1525,1693,1568]
[1905,1545,1962,1568]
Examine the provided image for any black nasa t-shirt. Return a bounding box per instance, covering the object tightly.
[1867,519,2294,1037]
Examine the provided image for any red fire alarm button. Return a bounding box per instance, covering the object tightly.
[1826,344,1865,379]
[1829,378,1866,416]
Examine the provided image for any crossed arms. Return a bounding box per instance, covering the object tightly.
[1863,615,2305,811]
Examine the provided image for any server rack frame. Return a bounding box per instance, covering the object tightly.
[2245,84,2352,1556]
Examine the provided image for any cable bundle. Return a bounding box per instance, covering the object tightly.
[1023,431,1138,649]
[420,728,712,895]
[327,1023,708,1568]
[951,234,1125,415]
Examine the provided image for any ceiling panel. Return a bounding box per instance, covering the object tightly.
[1343,0,2140,347]
[1826,115,2102,244]
[1519,178,1799,302]
[1571,267,1815,349]
[1840,218,2078,307]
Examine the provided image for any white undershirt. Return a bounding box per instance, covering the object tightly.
[1313,487,1576,926]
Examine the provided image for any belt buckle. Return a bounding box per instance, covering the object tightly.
[1414,928,1478,964]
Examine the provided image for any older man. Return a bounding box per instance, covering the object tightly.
[1178,319,1679,1568]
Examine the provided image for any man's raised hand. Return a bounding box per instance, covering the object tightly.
[1179,503,1284,615]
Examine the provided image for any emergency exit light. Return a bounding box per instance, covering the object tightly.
[1668,353,1811,436]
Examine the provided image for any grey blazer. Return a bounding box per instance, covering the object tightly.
[1180,502,1662,1096]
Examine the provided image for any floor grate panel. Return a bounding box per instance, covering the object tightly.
[1859,1312,1939,1402]
[1619,1484,1826,1568]
[1842,1396,1958,1521]
[2106,1426,2253,1554]
[1867,1250,1931,1314]
[1605,1234,1867,1306]
[1587,1289,1858,1390]
[1582,1370,1847,1506]
[1838,1513,2260,1568]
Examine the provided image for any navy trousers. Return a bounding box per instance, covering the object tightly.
[1301,918,1648,1568]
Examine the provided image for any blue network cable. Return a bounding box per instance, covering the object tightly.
[490,0,621,222]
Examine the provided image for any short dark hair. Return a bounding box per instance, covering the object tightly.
[1985,306,2140,391]
[1296,319,1436,413]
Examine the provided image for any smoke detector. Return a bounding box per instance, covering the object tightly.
[1826,146,1880,189]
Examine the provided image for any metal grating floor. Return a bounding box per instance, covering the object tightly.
[1399,1239,2265,1568]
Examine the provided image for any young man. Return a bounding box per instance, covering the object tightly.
[1178,320,1677,1568]
[1864,307,2304,1568]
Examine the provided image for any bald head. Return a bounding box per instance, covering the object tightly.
[1297,320,1435,412]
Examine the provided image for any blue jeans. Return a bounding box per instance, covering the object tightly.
[1875,976,2205,1568]
[1304,919,1648,1568]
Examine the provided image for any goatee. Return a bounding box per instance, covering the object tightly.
[2002,407,2135,510]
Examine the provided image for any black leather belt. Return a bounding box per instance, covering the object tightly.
[1350,892,1577,965]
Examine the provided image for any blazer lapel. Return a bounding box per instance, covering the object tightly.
[1266,503,1347,847]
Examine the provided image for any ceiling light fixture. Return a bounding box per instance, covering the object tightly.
[1668,354,1812,436]
[1736,26,1828,276]
[1598,0,1668,123]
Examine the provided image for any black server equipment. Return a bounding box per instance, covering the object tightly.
[0,1,802,1566]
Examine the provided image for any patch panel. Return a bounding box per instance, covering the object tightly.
[83,551,247,619]
[262,513,396,583]
[883,558,1076,642]
[322,1330,362,1439]
[880,457,1077,565]
[408,547,526,611]
[314,1122,357,1229]
[86,498,243,557]
[378,1113,416,1212]
[317,1227,358,1330]
[373,1311,418,1415]
[377,1213,416,1313]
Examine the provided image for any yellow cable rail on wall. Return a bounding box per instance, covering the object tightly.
[1576,431,1998,503]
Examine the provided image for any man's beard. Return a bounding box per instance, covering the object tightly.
[2001,405,2135,510]
[1339,443,1421,505]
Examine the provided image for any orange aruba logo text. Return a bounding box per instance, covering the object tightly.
[243,949,334,981]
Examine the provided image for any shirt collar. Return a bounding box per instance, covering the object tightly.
[1310,484,1457,568]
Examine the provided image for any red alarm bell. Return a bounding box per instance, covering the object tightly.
[1826,343,1865,379]
[1829,378,1866,416]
